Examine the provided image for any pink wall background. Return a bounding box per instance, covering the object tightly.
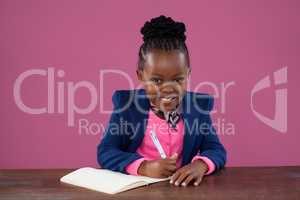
[1,0,299,169]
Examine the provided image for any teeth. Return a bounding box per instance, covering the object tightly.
[161,97,176,101]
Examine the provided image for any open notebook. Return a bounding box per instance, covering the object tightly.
[60,167,170,194]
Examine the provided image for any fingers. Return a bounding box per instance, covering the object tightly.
[173,170,190,186]
[169,164,205,187]
[194,176,203,186]
[181,174,203,187]
[161,156,177,170]
[170,167,189,186]
[170,153,178,160]
[181,175,195,187]
[170,172,203,187]
[169,170,180,184]
[161,160,177,176]
[156,160,177,177]
[165,163,177,172]
[164,153,178,164]
[162,169,174,177]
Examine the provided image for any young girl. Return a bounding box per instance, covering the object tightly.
[98,15,226,187]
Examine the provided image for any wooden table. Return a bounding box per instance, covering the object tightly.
[0,167,299,200]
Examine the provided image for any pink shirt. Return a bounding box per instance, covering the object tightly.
[126,109,215,176]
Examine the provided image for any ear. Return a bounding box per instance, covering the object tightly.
[136,69,144,82]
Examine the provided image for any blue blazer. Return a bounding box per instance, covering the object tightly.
[97,89,226,174]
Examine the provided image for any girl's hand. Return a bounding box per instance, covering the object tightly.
[138,154,178,178]
[170,160,208,187]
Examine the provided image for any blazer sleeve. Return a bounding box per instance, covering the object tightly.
[97,91,143,174]
[197,97,227,171]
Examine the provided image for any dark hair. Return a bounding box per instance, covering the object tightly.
[138,15,190,70]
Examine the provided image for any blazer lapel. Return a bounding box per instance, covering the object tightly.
[181,91,196,166]
[128,89,150,151]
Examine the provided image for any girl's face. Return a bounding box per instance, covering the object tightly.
[137,49,190,112]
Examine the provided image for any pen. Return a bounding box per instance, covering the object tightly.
[150,128,167,159]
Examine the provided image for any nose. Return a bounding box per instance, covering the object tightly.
[160,81,177,95]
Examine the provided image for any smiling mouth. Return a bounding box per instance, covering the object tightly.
[160,96,178,103]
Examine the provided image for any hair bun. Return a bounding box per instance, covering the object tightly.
[140,15,186,42]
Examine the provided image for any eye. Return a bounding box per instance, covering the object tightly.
[174,77,184,83]
[150,78,162,84]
